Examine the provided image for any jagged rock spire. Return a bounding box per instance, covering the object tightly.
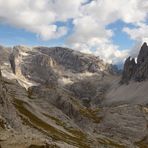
[121,57,136,84]
[137,42,148,65]
[121,42,148,84]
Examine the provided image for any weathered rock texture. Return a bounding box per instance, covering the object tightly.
[0,70,22,130]
[0,45,148,148]
[121,42,148,83]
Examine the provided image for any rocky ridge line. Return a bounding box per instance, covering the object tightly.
[121,42,148,84]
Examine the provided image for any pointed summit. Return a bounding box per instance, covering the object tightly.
[120,56,136,84]
[137,42,148,65]
[121,42,148,83]
[142,42,147,47]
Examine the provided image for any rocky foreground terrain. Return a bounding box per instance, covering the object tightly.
[0,43,148,148]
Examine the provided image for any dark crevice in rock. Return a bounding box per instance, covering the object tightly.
[9,46,20,74]
[9,53,16,74]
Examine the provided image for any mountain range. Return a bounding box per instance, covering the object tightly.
[0,43,148,148]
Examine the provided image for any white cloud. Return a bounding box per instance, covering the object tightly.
[51,0,84,21]
[68,38,129,64]
[81,0,148,25]
[123,23,148,42]
[67,0,148,63]
[0,0,148,63]
[0,0,70,40]
[123,22,148,58]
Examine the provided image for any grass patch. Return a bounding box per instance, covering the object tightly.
[97,137,126,148]
[13,99,92,148]
[79,108,102,123]
[70,97,102,123]
[43,113,89,140]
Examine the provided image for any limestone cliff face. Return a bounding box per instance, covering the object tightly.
[121,42,148,83]
[8,45,115,89]
[0,46,117,147]
[0,71,4,105]
[1,45,148,147]
[0,70,21,130]
[134,42,148,81]
[35,46,108,73]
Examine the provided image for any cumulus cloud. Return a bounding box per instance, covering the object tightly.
[67,0,148,63]
[0,0,148,63]
[123,23,148,42]
[0,0,87,40]
[123,23,148,58]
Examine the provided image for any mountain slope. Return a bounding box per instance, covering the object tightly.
[0,45,148,148]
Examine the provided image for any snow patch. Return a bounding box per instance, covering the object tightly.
[58,77,73,85]
[1,50,39,90]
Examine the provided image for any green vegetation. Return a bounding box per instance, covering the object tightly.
[43,113,90,140]
[71,97,102,123]
[13,99,92,148]
[43,113,67,129]
[79,108,102,123]
[97,137,126,148]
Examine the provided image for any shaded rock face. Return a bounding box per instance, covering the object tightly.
[0,46,11,65]
[8,46,114,88]
[9,47,19,74]
[134,43,148,81]
[22,54,58,85]
[0,70,21,130]
[0,71,4,105]
[121,57,136,84]
[35,47,107,73]
[121,42,148,83]
[107,64,122,75]
[137,42,148,65]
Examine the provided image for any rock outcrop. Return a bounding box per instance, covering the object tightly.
[35,46,108,73]
[0,70,21,130]
[8,46,115,88]
[121,42,148,83]
[121,57,136,84]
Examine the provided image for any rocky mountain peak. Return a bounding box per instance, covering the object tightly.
[0,44,120,90]
[120,57,136,84]
[121,42,148,83]
[0,45,148,147]
[137,42,148,65]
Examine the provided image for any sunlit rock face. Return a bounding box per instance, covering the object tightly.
[0,45,148,147]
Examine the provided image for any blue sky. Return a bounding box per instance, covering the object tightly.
[107,20,136,51]
[0,0,148,63]
[0,23,64,46]
[0,20,135,49]
[0,19,74,46]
